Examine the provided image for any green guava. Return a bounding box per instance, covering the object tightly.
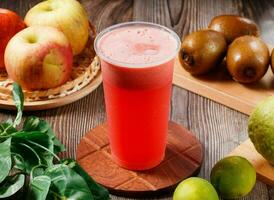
[173,177,219,200]
[210,156,256,199]
[248,96,274,165]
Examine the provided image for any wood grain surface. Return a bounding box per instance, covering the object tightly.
[0,0,274,199]
[76,121,203,197]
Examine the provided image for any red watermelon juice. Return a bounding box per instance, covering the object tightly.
[94,22,180,170]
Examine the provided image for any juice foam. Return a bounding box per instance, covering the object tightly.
[98,25,178,67]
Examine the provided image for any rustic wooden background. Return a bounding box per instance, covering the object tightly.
[1,0,274,199]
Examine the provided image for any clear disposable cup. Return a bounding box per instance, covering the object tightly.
[94,22,180,170]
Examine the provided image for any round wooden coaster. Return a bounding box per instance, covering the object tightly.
[76,121,203,198]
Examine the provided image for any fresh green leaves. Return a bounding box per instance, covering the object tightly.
[12,153,26,171]
[12,130,56,172]
[0,174,25,198]
[12,83,24,127]
[27,164,99,200]
[0,138,12,183]
[63,159,109,200]
[0,83,109,200]
[27,175,51,200]
[45,164,94,200]
[23,116,65,154]
[0,122,17,138]
[0,117,65,174]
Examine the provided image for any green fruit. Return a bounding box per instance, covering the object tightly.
[173,177,219,200]
[210,156,256,199]
[248,96,274,165]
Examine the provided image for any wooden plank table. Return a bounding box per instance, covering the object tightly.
[0,0,273,199]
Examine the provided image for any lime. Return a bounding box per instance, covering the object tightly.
[210,156,256,199]
[173,177,219,200]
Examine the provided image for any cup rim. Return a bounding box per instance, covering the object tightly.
[94,21,181,68]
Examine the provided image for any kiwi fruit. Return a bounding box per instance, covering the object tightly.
[271,49,274,73]
[179,30,227,75]
[226,36,269,83]
[209,15,259,44]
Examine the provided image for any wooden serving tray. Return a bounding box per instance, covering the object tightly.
[173,57,274,115]
[230,139,274,187]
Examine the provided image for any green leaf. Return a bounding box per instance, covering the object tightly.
[19,142,42,164]
[11,131,55,173]
[0,174,25,198]
[11,144,40,174]
[0,138,12,183]
[23,116,41,132]
[0,123,17,143]
[12,83,24,127]
[27,175,51,200]
[45,164,94,200]
[12,153,25,171]
[30,165,47,179]
[13,131,55,163]
[27,140,60,161]
[23,117,65,154]
[62,159,110,200]
[5,118,13,125]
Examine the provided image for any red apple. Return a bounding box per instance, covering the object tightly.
[0,8,25,69]
[4,26,73,90]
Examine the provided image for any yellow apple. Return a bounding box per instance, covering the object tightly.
[4,26,73,90]
[25,0,89,55]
